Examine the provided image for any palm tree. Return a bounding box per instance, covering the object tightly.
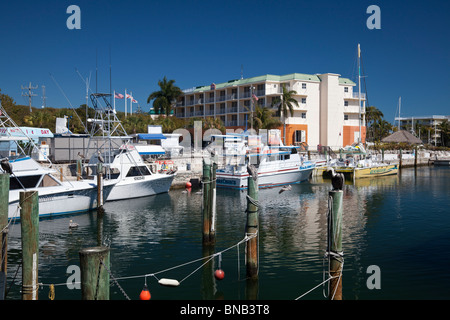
[147,76,183,117]
[270,85,299,144]
[365,106,384,141]
[251,106,282,131]
[438,119,450,147]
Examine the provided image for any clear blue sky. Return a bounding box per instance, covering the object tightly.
[0,0,449,124]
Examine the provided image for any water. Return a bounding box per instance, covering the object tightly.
[4,167,450,300]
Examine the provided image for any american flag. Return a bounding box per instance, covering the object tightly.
[114,92,124,99]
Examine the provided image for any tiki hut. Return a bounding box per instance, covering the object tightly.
[381,130,423,144]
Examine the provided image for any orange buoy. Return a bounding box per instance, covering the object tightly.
[139,284,151,300]
[186,181,192,188]
[214,269,225,280]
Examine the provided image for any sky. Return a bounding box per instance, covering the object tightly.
[0,0,449,124]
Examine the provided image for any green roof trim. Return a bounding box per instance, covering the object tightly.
[339,78,356,85]
[190,73,322,92]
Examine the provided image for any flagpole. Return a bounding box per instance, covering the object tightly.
[125,88,127,117]
[130,91,133,115]
[113,90,116,112]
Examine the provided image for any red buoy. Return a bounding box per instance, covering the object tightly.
[186,181,192,188]
[139,284,151,300]
[214,269,225,280]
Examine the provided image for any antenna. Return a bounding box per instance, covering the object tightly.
[41,85,46,108]
[21,82,38,112]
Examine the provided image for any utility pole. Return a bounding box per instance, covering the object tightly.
[21,82,38,112]
[41,85,46,108]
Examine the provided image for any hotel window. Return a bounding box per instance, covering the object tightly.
[301,113,306,119]
[301,98,306,104]
[344,101,348,106]
[302,83,306,89]
[344,115,349,120]
[344,87,349,93]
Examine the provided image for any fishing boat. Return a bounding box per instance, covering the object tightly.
[327,144,398,179]
[6,156,115,220]
[83,93,175,201]
[87,145,175,201]
[214,132,315,190]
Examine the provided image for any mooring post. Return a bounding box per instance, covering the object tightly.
[97,163,104,214]
[210,161,217,243]
[414,146,418,167]
[246,169,259,279]
[77,158,82,181]
[399,149,402,169]
[0,174,10,300]
[381,148,384,163]
[202,158,214,245]
[328,190,343,300]
[79,246,110,300]
[20,191,39,300]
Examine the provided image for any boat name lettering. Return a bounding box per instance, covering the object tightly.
[134,176,145,181]
[217,179,236,185]
[370,168,387,174]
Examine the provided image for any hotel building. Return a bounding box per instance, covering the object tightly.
[175,73,366,149]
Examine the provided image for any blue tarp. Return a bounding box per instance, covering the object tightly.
[137,133,167,140]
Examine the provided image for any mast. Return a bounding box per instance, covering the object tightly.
[358,43,362,144]
[398,96,401,131]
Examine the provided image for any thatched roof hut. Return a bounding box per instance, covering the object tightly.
[381,130,423,144]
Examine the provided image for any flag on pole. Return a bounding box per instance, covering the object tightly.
[252,94,259,101]
[126,93,132,99]
[115,92,124,99]
[132,98,138,103]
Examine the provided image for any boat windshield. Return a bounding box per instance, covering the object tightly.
[126,166,151,177]
[10,175,42,190]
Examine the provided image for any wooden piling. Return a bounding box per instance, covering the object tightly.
[79,246,110,300]
[0,174,9,300]
[328,190,343,300]
[414,147,418,167]
[76,158,82,181]
[20,191,39,300]
[246,173,259,279]
[97,163,104,214]
[399,149,402,169]
[202,159,215,245]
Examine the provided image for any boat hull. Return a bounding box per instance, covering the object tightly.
[216,166,314,190]
[106,174,175,201]
[8,182,114,220]
[335,164,398,179]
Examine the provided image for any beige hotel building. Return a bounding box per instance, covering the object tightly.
[175,72,366,149]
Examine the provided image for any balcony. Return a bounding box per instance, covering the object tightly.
[344,92,366,100]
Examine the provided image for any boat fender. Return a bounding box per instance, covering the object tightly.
[158,278,180,287]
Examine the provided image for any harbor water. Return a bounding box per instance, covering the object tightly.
[4,166,450,300]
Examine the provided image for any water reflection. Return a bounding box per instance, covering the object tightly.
[5,167,450,300]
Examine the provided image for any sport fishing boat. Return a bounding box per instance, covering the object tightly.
[213,132,314,189]
[6,156,115,220]
[87,145,175,201]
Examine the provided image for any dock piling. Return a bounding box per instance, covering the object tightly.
[79,246,110,300]
[0,174,9,300]
[327,190,343,300]
[97,163,104,214]
[20,191,39,300]
[202,158,216,245]
[246,166,259,279]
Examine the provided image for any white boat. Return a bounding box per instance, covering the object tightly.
[6,156,115,220]
[216,146,315,190]
[88,146,175,201]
